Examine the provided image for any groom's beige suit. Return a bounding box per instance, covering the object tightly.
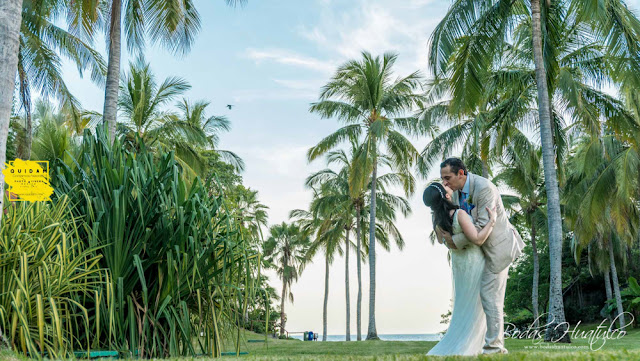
[451,172,525,354]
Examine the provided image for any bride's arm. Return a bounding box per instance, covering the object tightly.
[458,207,496,246]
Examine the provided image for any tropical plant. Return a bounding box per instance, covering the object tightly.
[176,99,245,172]
[98,0,247,143]
[117,58,243,182]
[564,133,640,331]
[304,142,412,341]
[16,0,105,160]
[308,51,425,339]
[52,126,260,357]
[427,0,640,342]
[290,204,344,342]
[0,0,24,227]
[24,99,100,166]
[262,222,311,337]
[494,140,546,327]
[0,195,105,358]
[418,62,538,179]
[226,185,268,246]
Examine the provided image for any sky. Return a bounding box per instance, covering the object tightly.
[57,0,640,337]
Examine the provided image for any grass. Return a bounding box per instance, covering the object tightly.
[1,324,639,360]
[212,325,640,360]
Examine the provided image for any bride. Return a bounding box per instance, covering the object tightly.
[422,182,497,356]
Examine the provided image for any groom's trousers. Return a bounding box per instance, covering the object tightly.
[480,265,509,354]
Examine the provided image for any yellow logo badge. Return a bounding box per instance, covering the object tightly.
[2,159,53,202]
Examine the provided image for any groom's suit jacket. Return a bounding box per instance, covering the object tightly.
[451,172,525,273]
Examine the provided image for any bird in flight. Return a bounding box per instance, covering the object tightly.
[226,104,234,110]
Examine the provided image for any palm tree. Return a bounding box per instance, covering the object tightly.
[16,0,105,160]
[0,0,23,227]
[419,67,538,178]
[308,51,425,340]
[99,0,247,143]
[176,99,245,172]
[530,1,569,340]
[305,143,413,341]
[294,159,409,343]
[428,0,640,341]
[117,58,213,181]
[262,222,311,337]
[229,185,269,244]
[10,98,100,170]
[494,140,546,327]
[290,201,344,342]
[564,134,640,330]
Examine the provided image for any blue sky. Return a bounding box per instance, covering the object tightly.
[60,0,640,336]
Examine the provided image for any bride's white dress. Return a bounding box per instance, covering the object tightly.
[427,210,487,356]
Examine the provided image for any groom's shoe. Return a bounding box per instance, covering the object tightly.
[482,347,508,355]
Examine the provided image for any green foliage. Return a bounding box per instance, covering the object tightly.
[0,196,105,358]
[48,126,260,357]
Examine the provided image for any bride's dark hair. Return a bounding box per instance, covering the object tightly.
[422,182,459,234]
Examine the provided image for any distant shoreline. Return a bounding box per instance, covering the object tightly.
[289,334,443,342]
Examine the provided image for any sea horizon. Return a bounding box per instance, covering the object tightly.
[289,333,443,342]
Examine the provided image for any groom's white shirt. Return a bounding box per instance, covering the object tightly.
[451,172,525,274]
[462,175,470,194]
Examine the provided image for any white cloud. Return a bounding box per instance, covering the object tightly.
[231,88,317,102]
[244,48,336,74]
[298,0,445,78]
[273,78,326,92]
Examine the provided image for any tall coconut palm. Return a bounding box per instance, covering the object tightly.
[262,222,311,337]
[306,144,362,341]
[0,0,23,227]
[564,133,639,330]
[117,57,213,181]
[294,162,409,342]
[229,185,269,244]
[308,175,354,341]
[10,99,100,167]
[175,99,245,172]
[428,0,640,341]
[419,66,539,178]
[494,139,546,327]
[308,51,425,340]
[99,0,247,144]
[306,143,413,340]
[290,201,345,342]
[16,0,105,160]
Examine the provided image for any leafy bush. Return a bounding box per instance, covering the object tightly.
[0,196,105,357]
[49,127,261,357]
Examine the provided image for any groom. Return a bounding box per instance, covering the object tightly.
[439,158,524,354]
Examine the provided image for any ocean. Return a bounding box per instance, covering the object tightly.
[289,334,443,342]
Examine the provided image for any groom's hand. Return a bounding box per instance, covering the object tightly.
[441,230,458,250]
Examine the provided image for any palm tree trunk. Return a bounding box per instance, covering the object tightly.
[103,0,122,144]
[345,228,351,341]
[604,269,613,324]
[0,0,23,229]
[531,0,570,343]
[366,160,379,340]
[280,282,286,337]
[531,220,540,328]
[481,160,489,179]
[356,205,363,341]
[17,59,32,160]
[323,253,329,341]
[481,132,489,178]
[608,239,626,330]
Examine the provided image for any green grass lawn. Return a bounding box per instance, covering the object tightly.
[1,325,639,360]
[212,325,640,360]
